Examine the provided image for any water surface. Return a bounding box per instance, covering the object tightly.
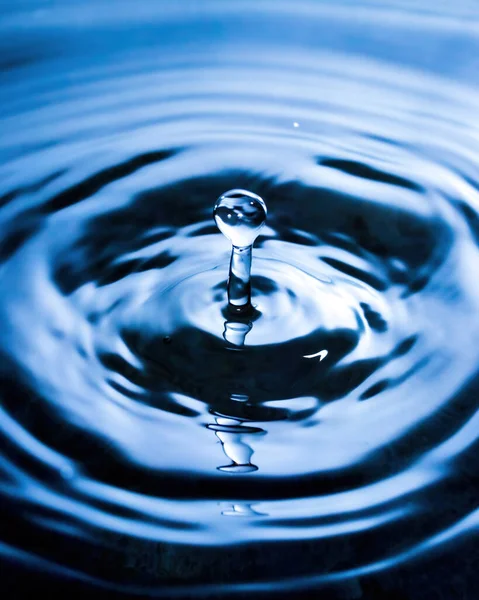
[1,1,479,597]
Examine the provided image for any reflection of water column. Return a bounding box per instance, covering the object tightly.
[212,316,259,472]
[221,503,266,517]
[223,320,252,346]
[205,243,264,471]
[208,413,263,473]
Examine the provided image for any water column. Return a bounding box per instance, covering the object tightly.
[214,189,267,314]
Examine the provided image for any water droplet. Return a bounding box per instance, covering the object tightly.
[214,189,267,248]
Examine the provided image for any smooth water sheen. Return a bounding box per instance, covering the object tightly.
[1,0,479,596]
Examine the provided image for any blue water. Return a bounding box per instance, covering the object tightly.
[1,1,479,597]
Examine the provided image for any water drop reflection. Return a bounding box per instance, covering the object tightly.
[207,412,263,474]
[223,319,252,347]
[221,503,266,517]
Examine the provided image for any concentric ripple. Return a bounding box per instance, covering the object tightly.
[1,0,479,596]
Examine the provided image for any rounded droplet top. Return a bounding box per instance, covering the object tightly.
[214,189,267,248]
